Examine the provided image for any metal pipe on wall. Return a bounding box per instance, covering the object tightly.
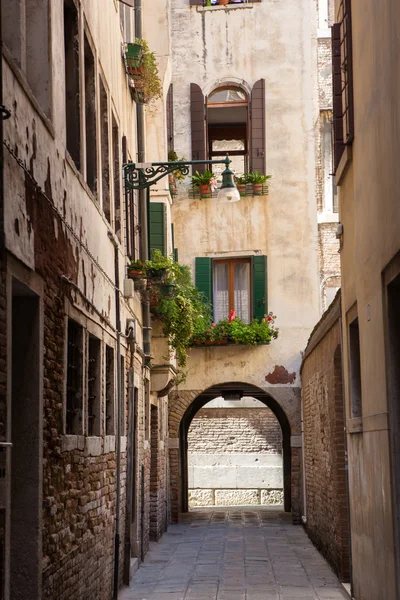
[108,232,122,600]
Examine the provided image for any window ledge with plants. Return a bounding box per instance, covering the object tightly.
[197,3,254,11]
[124,39,162,105]
[168,167,271,199]
[126,251,279,380]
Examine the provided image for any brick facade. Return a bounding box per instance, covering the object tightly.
[188,407,282,455]
[301,293,350,581]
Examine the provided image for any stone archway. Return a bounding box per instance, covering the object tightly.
[168,382,302,524]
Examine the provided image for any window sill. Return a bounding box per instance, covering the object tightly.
[197,3,254,11]
[317,211,339,224]
[60,434,127,453]
[191,340,271,347]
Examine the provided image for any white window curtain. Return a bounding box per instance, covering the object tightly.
[234,263,250,323]
[213,263,229,322]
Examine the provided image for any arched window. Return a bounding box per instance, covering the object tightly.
[206,86,249,175]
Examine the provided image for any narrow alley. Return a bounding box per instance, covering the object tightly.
[120,508,349,600]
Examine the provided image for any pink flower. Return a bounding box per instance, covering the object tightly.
[211,323,216,327]
[228,309,237,322]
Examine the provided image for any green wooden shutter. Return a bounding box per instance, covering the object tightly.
[195,257,213,305]
[252,255,267,320]
[149,202,167,255]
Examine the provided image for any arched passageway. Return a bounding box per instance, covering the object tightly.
[169,382,301,523]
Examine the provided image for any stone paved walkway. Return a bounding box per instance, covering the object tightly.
[119,507,350,600]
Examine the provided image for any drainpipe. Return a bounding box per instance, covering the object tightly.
[108,232,122,600]
[135,0,151,364]
[339,304,353,595]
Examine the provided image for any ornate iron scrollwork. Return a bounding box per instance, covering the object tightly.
[124,162,191,191]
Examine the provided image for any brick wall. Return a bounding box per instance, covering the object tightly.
[301,294,350,581]
[188,408,282,455]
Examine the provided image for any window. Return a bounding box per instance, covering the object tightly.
[84,33,97,195]
[120,4,133,42]
[349,316,362,418]
[3,0,50,115]
[105,345,115,435]
[195,256,267,323]
[99,76,111,222]
[64,0,81,169]
[120,355,125,436]
[66,319,83,434]
[207,87,248,176]
[112,115,122,241]
[332,0,354,173]
[149,203,167,256]
[87,334,101,436]
[145,380,150,441]
[190,81,265,177]
[213,259,251,323]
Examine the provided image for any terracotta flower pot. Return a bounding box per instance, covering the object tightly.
[252,183,263,196]
[127,269,143,280]
[199,184,211,198]
[237,183,247,197]
[218,0,229,5]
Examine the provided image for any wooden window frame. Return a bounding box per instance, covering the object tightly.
[213,257,252,316]
[338,0,354,145]
[207,87,249,164]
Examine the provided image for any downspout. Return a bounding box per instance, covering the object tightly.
[135,0,151,364]
[339,303,353,594]
[109,232,122,600]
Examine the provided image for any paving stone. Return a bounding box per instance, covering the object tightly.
[119,507,347,600]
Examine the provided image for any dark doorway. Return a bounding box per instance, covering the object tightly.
[386,270,400,595]
[10,279,42,599]
[179,383,291,516]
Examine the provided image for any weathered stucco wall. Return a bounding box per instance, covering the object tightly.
[333,0,400,597]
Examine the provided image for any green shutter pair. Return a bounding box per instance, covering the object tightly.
[195,256,268,320]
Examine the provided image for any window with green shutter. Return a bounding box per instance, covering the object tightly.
[195,256,267,323]
[149,202,167,255]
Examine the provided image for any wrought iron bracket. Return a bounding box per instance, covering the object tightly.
[123,155,230,191]
[1,105,11,120]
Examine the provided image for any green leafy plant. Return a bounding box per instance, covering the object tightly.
[146,252,212,373]
[191,312,279,346]
[235,174,250,185]
[247,171,272,184]
[132,38,162,104]
[168,150,187,182]
[128,259,144,270]
[190,170,216,186]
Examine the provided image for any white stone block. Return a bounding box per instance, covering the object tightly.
[215,489,259,506]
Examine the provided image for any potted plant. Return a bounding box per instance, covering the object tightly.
[235,175,249,197]
[168,150,187,196]
[248,171,271,196]
[144,249,172,281]
[125,42,144,76]
[131,38,162,104]
[218,0,229,5]
[190,170,217,198]
[127,259,145,280]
